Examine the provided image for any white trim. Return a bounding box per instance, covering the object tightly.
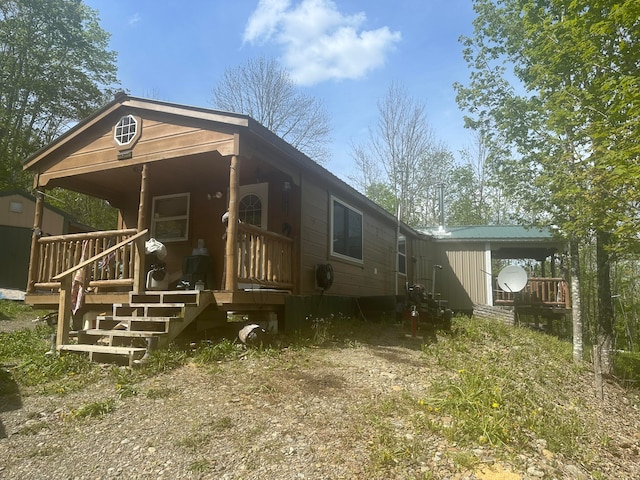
[485,242,493,306]
[151,192,190,242]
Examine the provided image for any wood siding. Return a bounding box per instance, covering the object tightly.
[299,178,398,297]
[39,114,236,186]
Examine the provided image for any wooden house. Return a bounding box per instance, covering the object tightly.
[0,190,83,290]
[21,94,427,365]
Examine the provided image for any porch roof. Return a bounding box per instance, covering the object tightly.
[417,225,565,261]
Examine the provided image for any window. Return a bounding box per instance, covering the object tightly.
[239,194,262,226]
[113,114,140,147]
[331,197,363,262]
[151,193,190,242]
[9,201,23,213]
[398,234,407,275]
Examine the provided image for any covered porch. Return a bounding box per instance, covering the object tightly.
[22,95,302,364]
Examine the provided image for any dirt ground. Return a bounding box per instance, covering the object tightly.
[1,315,640,479]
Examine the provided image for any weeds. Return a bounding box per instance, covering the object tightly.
[70,398,116,419]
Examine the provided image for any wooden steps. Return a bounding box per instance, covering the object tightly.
[58,344,148,367]
[57,290,211,366]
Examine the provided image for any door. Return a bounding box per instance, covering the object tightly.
[238,182,268,229]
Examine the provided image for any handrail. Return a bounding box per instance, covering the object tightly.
[53,229,148,349]
[52,229,148,281]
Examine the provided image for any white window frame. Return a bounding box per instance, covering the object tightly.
[397,234,407,275]
[151,192,190,242]
[330,196,363,263]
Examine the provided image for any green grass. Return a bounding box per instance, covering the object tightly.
[3,304,640,476]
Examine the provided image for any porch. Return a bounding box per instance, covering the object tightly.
[25,224,293,365]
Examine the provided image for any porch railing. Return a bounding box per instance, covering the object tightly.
[49,229,148,347]
[31,228,142,291]
[236,223,294,289]
[494,277,570,308]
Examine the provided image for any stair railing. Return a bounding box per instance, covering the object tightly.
[51,229,148,348]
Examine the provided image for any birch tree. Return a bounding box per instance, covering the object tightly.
[456,0,640,370]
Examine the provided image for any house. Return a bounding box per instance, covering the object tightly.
[419,225,570,322]
[0,190,84,290]
[21,94,430,365]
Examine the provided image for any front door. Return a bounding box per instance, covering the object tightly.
[238,182,268,229]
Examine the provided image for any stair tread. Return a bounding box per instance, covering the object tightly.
[116,302,186,307]
[58,344,147,354]
[84,329,164,337]
[97,315,181,321]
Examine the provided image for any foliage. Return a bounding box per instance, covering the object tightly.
[0,0,119,191]
[455,0,640,372]
[46,187,118,231]
[211,56,332,164]
[350,82,454,226]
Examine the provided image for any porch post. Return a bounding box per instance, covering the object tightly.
[225,154,240,291]
[26,188,45,293]
[134,164,149,293]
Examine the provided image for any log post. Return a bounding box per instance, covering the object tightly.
[225,155,240,291]
[134,164,149,294]
[26,188,45,293]
[56,275,72,347]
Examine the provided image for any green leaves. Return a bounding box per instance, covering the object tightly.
[0,0,119,190]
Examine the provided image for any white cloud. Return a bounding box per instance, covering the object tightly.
[128,13,141,27]
[243,0,401,85]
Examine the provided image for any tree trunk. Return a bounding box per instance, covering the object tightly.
[569,239,583,362]
[596,230,614,375]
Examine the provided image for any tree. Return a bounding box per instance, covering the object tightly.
[456,0,640,370]
[351,82,453,226]
[211,56,332,164]
[0,0,118,190]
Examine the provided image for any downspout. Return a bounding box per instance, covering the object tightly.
[395,203,401,295]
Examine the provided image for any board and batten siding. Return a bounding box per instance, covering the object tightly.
[298,177,398,297]
[434,243,488,312]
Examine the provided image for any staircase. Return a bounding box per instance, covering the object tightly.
[59,290,213,367]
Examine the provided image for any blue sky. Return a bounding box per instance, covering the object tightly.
[84,0,477,181]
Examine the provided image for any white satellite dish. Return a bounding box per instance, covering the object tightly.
[497,265,528,293]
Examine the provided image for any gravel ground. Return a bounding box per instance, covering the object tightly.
[1,318,640,479]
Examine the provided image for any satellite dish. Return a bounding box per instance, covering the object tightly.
[497,265,528,293]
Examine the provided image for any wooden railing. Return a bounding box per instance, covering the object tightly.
[494,277,570,308]
[31,229,141,290]
[236,223,294,289]
[50,229,148,347]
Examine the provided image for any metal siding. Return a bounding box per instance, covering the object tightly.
[440,244,487,312]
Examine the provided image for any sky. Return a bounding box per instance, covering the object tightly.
[83,0,477,181]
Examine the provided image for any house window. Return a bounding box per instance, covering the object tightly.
[239,194,262,227]
[398,234,407,275]
[151,193,190,242]
[114,114,139,147]
[331,196,363,262]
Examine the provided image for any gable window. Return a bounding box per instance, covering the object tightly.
[113,114,141,147]
[151,193,190,242]
[398,234,407,275]
[331,196,363,262]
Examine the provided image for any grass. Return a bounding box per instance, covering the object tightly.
[2,301,640,477]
